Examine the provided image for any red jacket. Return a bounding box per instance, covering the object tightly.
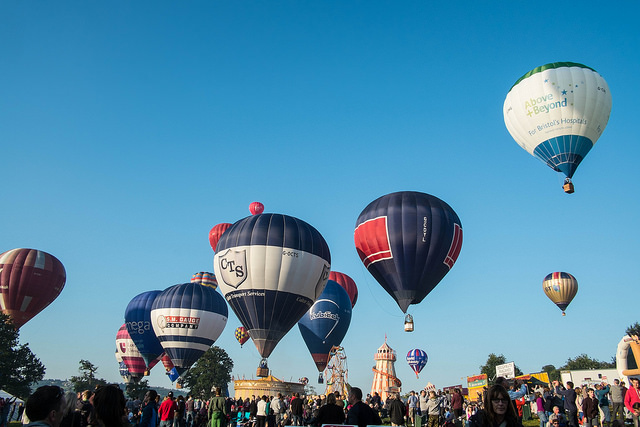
[159,398,178,421]
[625,386,640,412]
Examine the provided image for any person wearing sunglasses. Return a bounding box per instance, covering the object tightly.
[25,386,67,427]
[468,384,522,427]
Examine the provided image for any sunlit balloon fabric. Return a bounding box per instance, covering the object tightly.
[151,282,228,376]
[249,202,265,215]
[214,213,331,359]
[354,191,462,313]
[0,248,66,328]
[116,324,148,383]
[329,271,358,308]
[235,326,250,347]
[124,291,165,369]
[298,280,352,372]
[504,62,612,181]
[209,223,232,252]
[407,348,428,378]
[190,271,218,289]
[542,272,578,315]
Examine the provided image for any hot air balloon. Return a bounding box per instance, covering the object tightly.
[249,202,264,215]
[209,223,232,252]
[542,272,578,315]
[406,349,428,378]
[235,326,250,347]
[190,272,218,289]
[160,353,180,382]
[298,280,352,383]
[329,271,358,308]
[214,213,331,375]
[354,192,462,331]
[151,282,228,377]
[124,291,165,373]
[504,62,612,193]
[0,248,66,328]
[115,349,132,383]
[116,324,155,383]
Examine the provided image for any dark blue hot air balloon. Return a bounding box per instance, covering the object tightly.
[214,214,331,362]
[150,282,228,377]
[298,280,352,376]
[124,290,165,372]
[354,192,462,321]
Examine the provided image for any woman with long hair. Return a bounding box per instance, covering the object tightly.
[468,385,523,427]
[93,385,127,427]
[60,391,82,427]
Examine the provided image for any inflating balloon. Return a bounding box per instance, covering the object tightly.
[190,272,218,289]
[116,324,155,383]
[406,349,428,378]
[214,213,331,361]
[235,326,250,347]
[151,282,228,377]
[354,192,462,327]
[329,271,358,308]
[209,223,232,252]
[298,280,352,374]
[542,272,578,315]
[0,248,66,328]
[504,62,612,193]
[249,202,265,215]
[115,348,132,383]
[124,291,165,371]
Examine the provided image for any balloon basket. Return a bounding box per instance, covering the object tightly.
[318,373,324,384]
[563,182,575,194]
[257,358,269,377]
[404,314,414,332]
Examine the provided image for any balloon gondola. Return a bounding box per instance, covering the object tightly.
[404,314,414,332]
[318,373,324,384]
[257,358,269,377]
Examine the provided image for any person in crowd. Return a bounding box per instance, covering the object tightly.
[451,388,464,420]
[549,406,567,427]
[25,386,67,427]
[407,391,419,426]
[185,396,194,427]
[595,383,611,427]
[467,384,522,427]
[387,393,405,427]
[583,388,600,427]
[92,385,127,427]
[159,393,178,427]
[59,392,81,427]
[535,392,548,427]
[270,394,284,427]
[625,378,640,427]
[315,393,345,426]
[139,390,158,427]
[554,381,578,427]
[419,390,429,424]
[611,380,626,423]
[174,396,185,427]
[208,388,227,427]
[256,396,267,427]
[424,391,443,427]
[345,387,381,427]
[289,394,302,426]
[77,391,94,427]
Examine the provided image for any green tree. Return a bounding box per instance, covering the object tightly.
[69,360,107,392]
[626,323,640,339]
[182,346,233,399]
[542,364,561,382]
[0,313,46,398]
[126,379,150,400]
[479,353,523,383]
[560,354,615,370]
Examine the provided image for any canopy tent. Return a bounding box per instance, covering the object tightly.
[0,389,25,403]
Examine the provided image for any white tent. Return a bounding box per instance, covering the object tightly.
[0,389,24,403]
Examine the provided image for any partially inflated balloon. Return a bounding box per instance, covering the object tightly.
[124,291,165,370]
[504,62,611,190]
[214,213,331,359]
[328,271,358,308]
[209,223,232,252]
[298,280,352,372]
[249,202,264,215]
[407,349,428,378]
[354,192,462,314]
[0,248,66,328]
[542,272,578,315]
[115,348,132,383]
[151,282,228,376]
[235,326,250,347]
[116,324,148,383]
[190,272,217,289]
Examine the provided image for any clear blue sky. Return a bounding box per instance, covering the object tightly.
[2,1,639,393]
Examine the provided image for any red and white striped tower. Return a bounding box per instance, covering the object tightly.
[371,338,402,402]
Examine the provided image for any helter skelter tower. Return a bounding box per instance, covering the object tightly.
[371,338,401,403]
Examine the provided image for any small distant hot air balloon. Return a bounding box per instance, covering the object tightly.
[406,349,428,378]
[124,291,165,374]
[235,326,250,347]
[191,272,218,289]
[151,282,228,377]
[504,62,612,193]
[249,202,265,215]
[0,248,66,328]
[329,271,358,308]
[209,223,232,252]
[542,272,578,315]
[355,192,462,331]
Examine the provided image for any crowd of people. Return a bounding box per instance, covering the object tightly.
[15,376,640,427]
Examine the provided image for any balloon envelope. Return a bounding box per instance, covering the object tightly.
[407,348,428,377]
[504,62,612,180]
[151,282,228,376]
[0,248,66,328]
[190,272,218,290]
[124,291,165,369]
[328,271,358,308]
[116,324,148,383]
[249,202,265,215]
[542,272,578,314]
[298,280,352,372]
[235,326,250,346]
[354,192,462,313]
[214,213,331,358]
[209,223,232,252]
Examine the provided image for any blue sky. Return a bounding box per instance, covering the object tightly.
[2,1,639,393]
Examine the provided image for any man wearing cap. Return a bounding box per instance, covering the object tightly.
[159,392,178,427]
[25,386,66,427]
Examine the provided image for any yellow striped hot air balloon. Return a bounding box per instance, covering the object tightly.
[542,272,578,315]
